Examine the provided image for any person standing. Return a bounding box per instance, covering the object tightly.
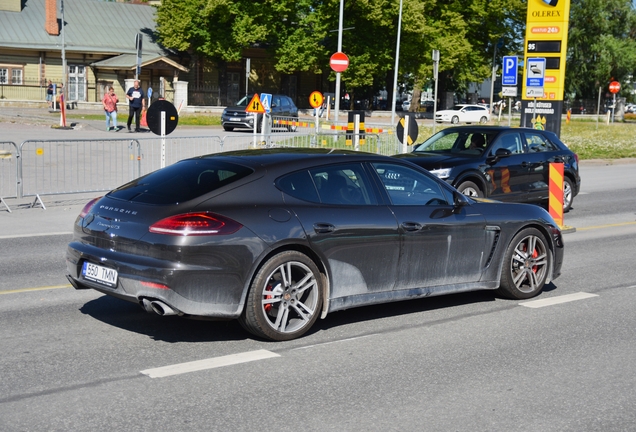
[126,80,145,132]
[102,86,119,132]
[46,80,54,109]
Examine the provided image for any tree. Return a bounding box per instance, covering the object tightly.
[155,0,526,107]
[566,0,636,100]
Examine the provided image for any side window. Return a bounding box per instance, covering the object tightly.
[416,132,460,151]
[372,163,448,206]
[309,164,377,205]
[273,96,281,108]
[490,133,523,155]
[525,132,559,152]
[277,170,320,203]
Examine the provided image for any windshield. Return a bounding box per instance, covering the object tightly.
[413,130,497,155]
[234,96,249,107]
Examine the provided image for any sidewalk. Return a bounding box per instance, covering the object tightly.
[0,193,95,238]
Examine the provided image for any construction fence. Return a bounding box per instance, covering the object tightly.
[1,130,402,212]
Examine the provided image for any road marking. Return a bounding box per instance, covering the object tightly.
[576,221,636,231]
[291,334,378,351]
[519,292,598,308]
[0,232,73,239]
[0,284,72,295]
[140,349,280,378]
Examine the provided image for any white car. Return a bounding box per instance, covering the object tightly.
[435,104,490,124]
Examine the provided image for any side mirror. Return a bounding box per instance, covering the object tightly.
[488,147,511,164]
[452,190,470,213]
[495,148,512,157]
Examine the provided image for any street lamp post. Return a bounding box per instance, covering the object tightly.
[489,38,503,115]
[432,49,440,134]
[334,0,344,122]
[390,0,404,127]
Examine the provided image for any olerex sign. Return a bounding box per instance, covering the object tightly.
[521,0,571,137]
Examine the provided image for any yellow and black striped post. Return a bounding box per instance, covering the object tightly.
[549,162,564,227]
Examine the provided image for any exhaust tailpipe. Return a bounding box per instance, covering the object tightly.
[149,300,177,316]
[140,298,179,316]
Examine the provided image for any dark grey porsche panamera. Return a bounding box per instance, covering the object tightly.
[66,148,564,341]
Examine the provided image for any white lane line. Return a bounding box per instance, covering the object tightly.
[140,349,280,379]
[519,292,598,309]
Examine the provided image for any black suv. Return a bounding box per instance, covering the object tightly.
[393,126,581,211]
[222,94,299,132]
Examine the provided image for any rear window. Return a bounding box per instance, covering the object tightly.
[108,159,253,204]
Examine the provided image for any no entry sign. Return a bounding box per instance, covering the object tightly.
[609,81,621,94]
[330,52,349,73]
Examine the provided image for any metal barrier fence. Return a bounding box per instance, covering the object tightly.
[6,131,402,208]
[0,141,19,211]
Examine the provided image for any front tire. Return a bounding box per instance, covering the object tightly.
[240,251,323,341]
[451,116,459,124]
[563,177,574,212]
[496,228,551,300]
[457,180,483,198]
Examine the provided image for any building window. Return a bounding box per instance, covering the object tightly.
[68,65,86,101]
[0,64,24,85]
[12,69,22,85]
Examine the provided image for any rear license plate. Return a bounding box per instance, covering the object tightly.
[229,117,242,121]
[82,261,118,287]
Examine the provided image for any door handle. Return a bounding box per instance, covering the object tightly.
[313,223,335,233]
[401,222,423,232]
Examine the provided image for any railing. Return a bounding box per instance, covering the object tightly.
[0,141,19,212]
[3,131,401,209]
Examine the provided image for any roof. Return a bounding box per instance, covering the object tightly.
[0,0,167,56]
[91,53,188,72]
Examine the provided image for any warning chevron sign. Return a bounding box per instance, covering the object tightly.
[246,93,266,114]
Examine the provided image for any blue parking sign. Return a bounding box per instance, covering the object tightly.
[502,56,518,86]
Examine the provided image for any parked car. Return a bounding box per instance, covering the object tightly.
[402,100,411,111]
[393,126,581,211]
[221,94,298,132]
[66,148,564,341]
[435,104,490,124]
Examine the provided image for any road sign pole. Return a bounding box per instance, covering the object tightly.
[508,97,512,127]
[253,113,257,147]
[402,115,409,154]
[161,111,166,168]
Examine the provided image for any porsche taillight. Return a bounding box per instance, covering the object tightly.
[79,196,102,218]
[149,212,242,236]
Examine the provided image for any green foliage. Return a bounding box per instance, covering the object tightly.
[153,0,521,99]
[566,0,636,99]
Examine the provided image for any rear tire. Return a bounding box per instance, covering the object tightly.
[479,116,488,124]
[457,181,483,198]
[496,228,551,300]
[240,251,323,341]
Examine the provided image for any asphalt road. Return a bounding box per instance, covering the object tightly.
[1,115,636,430]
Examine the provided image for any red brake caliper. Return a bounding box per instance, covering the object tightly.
[532,245,539,273]
[264,284,273,313]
